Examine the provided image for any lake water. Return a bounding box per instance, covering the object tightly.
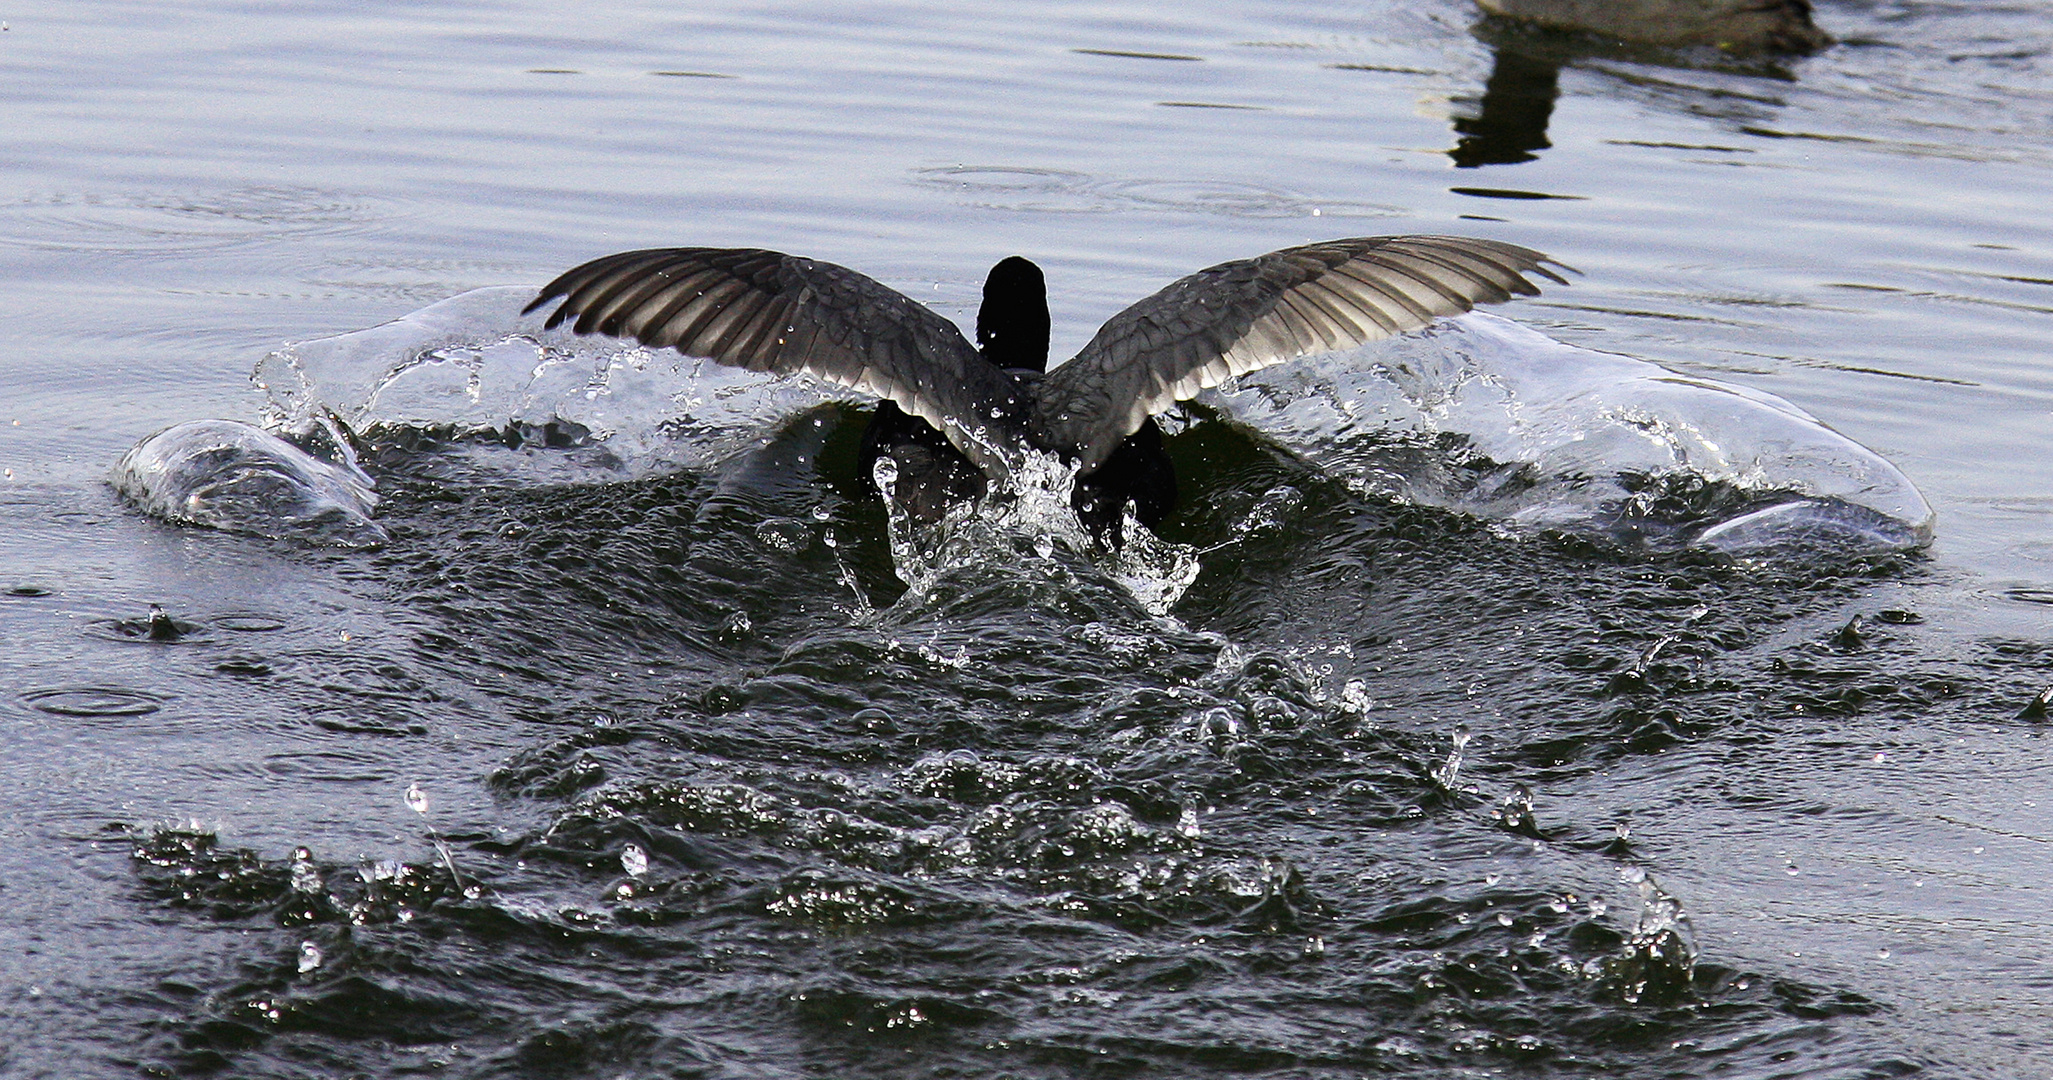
[4,1,2051,1076]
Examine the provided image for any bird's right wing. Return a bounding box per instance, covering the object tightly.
[524,247,1028,479]
[1033,236,1568,470]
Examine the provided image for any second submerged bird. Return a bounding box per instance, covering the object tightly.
[525,236,1566,542]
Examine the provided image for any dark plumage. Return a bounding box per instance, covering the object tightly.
[524,236,1568,542]
[1476,0,1831,54]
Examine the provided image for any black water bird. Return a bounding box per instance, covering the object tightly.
[524,236,1567,541]
[1475,0,1830,54]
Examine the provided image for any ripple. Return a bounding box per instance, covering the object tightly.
[215,614,288,633]
[0,186,386,255]
[1072,48,1203,62]
[261,750,395,784]
[21,686,166,717]
[910,166,1400,218]
[85,612,210,644]
[1449,186,1587,201]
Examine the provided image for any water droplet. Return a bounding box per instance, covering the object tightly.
[297,941,323,973]
[1177,804,1201,839]
[1485,872,1501,886]
[1876,948,1891,959]
[147,604,181,642]
[811,505,831,522]
[404,784,429,815]
[1033,534,1055,559]
[289,848,322,894]
[621,843,648,878]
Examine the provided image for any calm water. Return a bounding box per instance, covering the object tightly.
[4,1,2052,1076]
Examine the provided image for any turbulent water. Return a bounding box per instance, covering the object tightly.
[110,386,1937,1077]
[5,1,2053,1078]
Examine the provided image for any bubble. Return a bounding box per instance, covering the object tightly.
[297,941,323,973]
[621,843,649,878]
[404,784,429,815]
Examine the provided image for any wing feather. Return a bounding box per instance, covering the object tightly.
[525,247,1027,478]
[1034,235,1567,469]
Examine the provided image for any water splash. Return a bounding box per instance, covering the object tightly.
[1601,867,1698,1005]
[875,449,1202,616]
[288,847,322,895]
[1208,313,1933,555]
[404,783,476,900]
[256,286,835,483]
[111,418,385,546]
[1431,724,1472,792]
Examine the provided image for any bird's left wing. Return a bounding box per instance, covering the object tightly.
[524,247,1028,479]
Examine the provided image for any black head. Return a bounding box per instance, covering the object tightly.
[976,255,1050,373]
